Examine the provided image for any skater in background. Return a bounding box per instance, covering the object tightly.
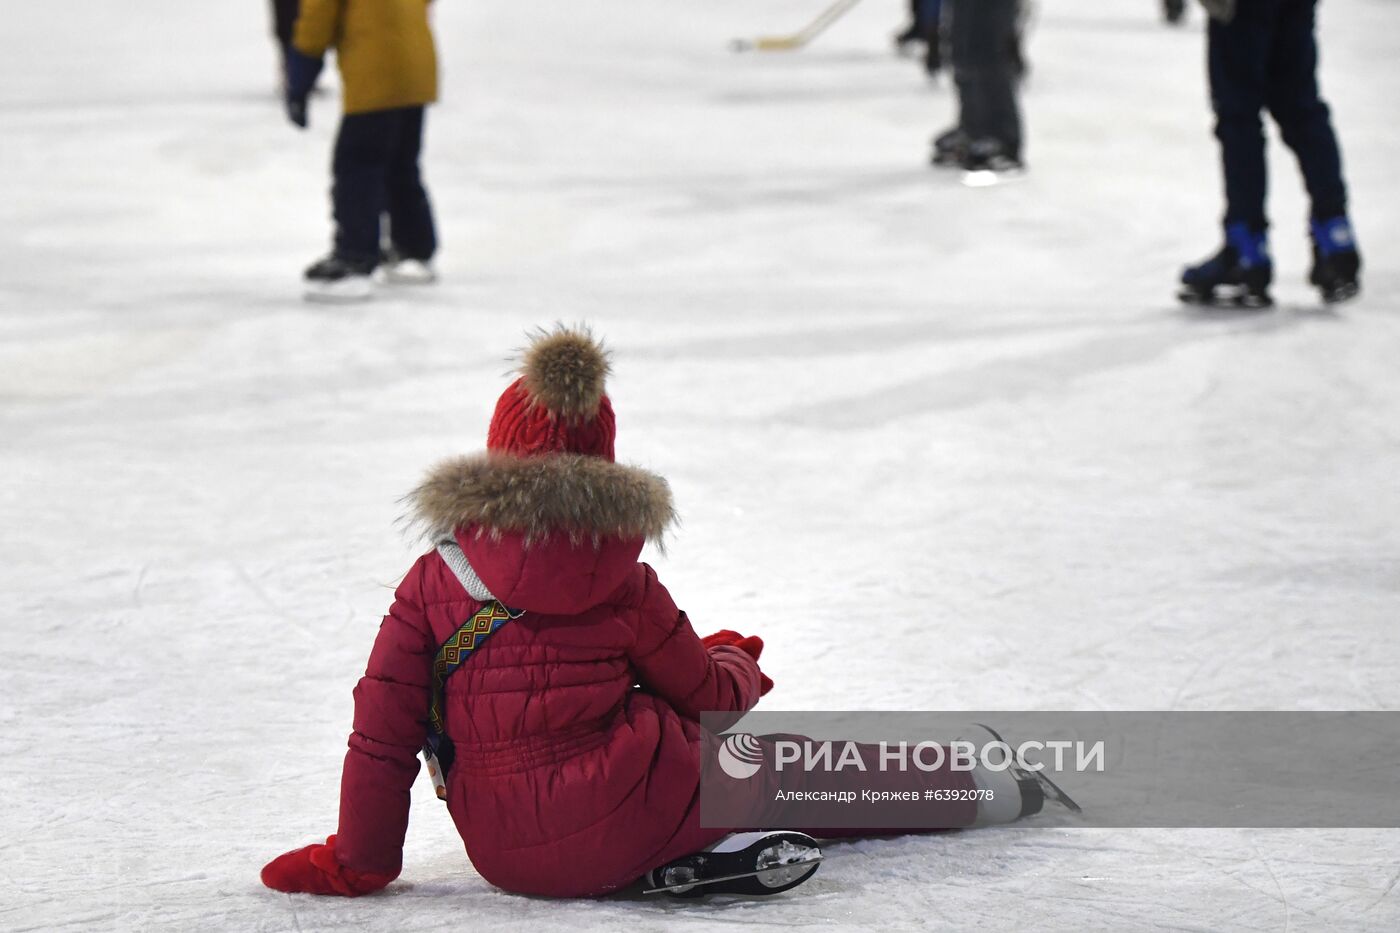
[1180,0,1362,307]
[284,0,439,301]
[931,0,1027,173]
[894,0,944,77]
[259,327,1073,900]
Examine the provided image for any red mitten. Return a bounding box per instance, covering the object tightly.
[702,631,773,695]
[733,637,773,693]
[260,835,397,897]
[702,629,746,649]
[733,635,764,661]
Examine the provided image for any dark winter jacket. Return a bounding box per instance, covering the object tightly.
[334,452,764,896]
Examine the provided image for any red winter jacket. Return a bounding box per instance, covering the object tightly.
[334,452,763,896]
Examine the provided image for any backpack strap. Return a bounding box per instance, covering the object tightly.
[436,539,497,602]
[421,540,524,801]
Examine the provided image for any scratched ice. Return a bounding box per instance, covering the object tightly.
[2,1,1398,930]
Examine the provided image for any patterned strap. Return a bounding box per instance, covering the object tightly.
[422,541,523,801]
[427,600,520,734]
[427,540,523,734]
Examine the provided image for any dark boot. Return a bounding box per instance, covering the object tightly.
[930,126,970,167]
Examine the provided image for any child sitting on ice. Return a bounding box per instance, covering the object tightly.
[261,326,1069,900]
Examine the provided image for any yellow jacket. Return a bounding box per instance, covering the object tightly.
[293,0,437,115]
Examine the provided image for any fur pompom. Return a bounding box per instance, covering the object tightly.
[519,325,611,418]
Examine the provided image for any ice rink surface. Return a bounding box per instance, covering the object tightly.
[3,0,1399,929]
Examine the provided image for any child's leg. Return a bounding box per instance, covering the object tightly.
[330,111,397,265]
[1264,0,1347,222]
[385,106,438,261]
[1209,2,1277,231]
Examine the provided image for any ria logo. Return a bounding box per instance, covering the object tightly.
[718,732,764,779]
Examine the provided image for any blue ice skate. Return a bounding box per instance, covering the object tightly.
[1180,222,1273,309]
[1308,216,1361,304]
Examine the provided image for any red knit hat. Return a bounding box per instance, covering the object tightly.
[486,326,616,461]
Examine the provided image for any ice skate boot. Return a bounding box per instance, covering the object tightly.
[1163,0,1187,24]
[1179,223,1273,308]
[1308,216,1361,304]
[303,253,375,302]
[930,127,969,168]
[644,831,823,898]
[379,246,438,285]
[961,723,1082,824]
[960,138,1025,186]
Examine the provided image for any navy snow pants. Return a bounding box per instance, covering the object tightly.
[1209,0,1348,230]
[331,106,438,265]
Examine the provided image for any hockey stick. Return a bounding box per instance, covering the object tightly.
[730,0,866,52]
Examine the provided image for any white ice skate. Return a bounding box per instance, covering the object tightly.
[961,723,1082,824]
[644,831,823,898]
[378,249,437,285]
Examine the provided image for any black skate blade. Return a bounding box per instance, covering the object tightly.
[642,855,824,895]
[1034,769,1082,814]
[644,832,822,897]
[1319,281,1360,304]
[1177,286,1272,310]
[973,723,1083,816]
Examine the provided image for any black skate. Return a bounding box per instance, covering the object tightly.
[968,723,1082,818]
[1308,217,1361,304]
[303,253,375,302]
[931,127,969,168]
[644,831,823,898]
[1179,224,1273,309]
[960,138,1025,187]
[1163,0,1187,24]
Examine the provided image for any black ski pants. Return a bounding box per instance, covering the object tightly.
[331,106,438,265]
[1209,0,1348,230]
[949,0,1022,157]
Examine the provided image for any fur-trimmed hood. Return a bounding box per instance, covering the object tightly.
[409,452,676,546]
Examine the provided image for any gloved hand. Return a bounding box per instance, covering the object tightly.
[260,834,397,897]
[702,629,745,650]
[283,46,324,129]
[702,630,774,695]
